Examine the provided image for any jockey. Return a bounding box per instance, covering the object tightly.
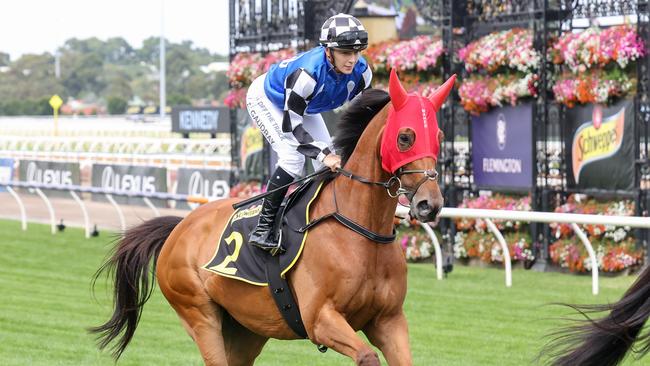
[245,13,373,255]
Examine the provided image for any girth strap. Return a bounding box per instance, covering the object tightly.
[265,253,308,339]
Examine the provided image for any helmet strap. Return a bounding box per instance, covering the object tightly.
[325,48,343,74]
[325,47,341,74]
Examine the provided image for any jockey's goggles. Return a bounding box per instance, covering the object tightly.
[328,30,368,50]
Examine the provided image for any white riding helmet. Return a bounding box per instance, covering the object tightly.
[319,13,368,51]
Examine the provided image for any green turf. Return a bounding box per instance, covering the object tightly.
[0,219,644,365]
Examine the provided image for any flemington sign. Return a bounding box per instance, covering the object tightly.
[471,103,534,190]
[171,106,232,134]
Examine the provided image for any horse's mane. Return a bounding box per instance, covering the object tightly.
[333,88,390,165]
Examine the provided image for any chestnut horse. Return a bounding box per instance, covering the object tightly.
[91,70,455,365]
[544,264,650,366]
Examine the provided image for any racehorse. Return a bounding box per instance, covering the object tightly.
[544,264,650,366]
[90,69,456,366]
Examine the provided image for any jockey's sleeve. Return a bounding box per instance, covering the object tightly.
[282,68,332,161]
[350,64,373,103]
[360,64,373,91]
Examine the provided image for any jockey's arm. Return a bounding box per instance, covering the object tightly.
[282,68,332,162]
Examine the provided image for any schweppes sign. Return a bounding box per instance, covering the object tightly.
[572,106,625,184]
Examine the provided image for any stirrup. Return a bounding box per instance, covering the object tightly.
[268,242,286,256]
[250,238,286,256]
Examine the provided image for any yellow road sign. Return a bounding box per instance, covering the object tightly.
[49,94,63,111]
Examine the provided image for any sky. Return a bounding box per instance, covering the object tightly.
[0,0,230,60]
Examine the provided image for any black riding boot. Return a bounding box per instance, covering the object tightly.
[249,167,294,255]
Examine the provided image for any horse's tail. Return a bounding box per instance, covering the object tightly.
[89,215,183,360]
[545,264,650,366]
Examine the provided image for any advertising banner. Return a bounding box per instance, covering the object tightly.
[471,103,533,189]
[91,164,168,207]
[175,168,230,210]
[0,158,14,193]
[171,106,232,134]
[565,99,634,191]
[17,160,81,198]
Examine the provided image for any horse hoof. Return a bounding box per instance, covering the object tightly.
[356,350,380,366]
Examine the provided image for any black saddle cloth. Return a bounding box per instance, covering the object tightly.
[202,173,334,285]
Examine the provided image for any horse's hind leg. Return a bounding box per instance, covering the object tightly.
[172,300,230,365]
[222,312,268,366]
[159,266,229,365]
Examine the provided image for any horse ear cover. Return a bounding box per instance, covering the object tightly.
[388,68,408,110]
[429,74,456,112]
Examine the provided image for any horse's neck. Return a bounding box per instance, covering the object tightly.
[334,110,397,236]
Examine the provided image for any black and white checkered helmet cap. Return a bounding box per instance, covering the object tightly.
[319,13,368,50]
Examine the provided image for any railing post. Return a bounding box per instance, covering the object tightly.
[105,194,126,232]
[34,188,56,235]
[6,186,27,231]
[69,190,91,238]
[485,218,512,288]
[571,223,599,295]
[419,223,444,280]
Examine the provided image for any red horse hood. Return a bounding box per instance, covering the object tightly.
[380,69,456,173]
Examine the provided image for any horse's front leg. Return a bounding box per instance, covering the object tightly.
[364,311,412,366]
[310,305,381,366]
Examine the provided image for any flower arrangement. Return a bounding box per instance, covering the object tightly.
[551,25,645,73]
[227,53,264,89]
[548,194,641,273]
[366,35,444,76]
[453,194,534,264]
[459,73,539,115]
[223,87,248,109]
[455,194,532,232]
[549,237,642,273]
[457,28,539,115]
[453,230,534,264]
[394,217,436,262]
[458,28,540,73]
[552,68,634,108]
[551,25,645,107]
[550,195,635,240]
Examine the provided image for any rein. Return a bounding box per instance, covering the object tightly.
[300,166,438,244]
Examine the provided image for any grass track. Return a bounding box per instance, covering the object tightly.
[0,219,643,365]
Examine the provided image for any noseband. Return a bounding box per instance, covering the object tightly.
[337,167,439,201]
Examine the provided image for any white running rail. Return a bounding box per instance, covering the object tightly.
[397,206,650,295]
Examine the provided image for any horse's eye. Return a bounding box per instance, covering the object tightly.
[397,127,416,152]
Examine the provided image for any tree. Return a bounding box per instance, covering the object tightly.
[0,52,10,66]
[0,53,65,101]
[107,96,127,114]
[0,36,230,115]
[61,52,105,97]
[103,64,133,101]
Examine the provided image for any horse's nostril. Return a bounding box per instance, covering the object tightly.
[416,200,431,214]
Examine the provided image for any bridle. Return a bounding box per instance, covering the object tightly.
[337,166,439,203]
